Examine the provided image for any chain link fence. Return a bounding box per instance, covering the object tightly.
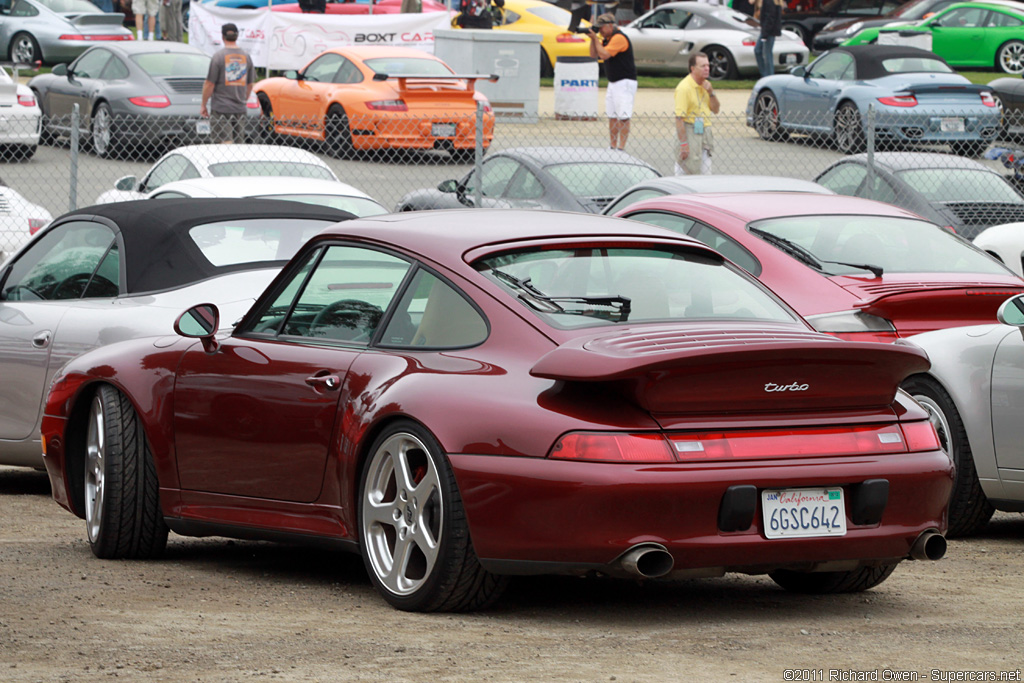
[1,103,1022,260]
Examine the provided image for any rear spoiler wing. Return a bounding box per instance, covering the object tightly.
[372,72,499,90]
[899,83,992,95]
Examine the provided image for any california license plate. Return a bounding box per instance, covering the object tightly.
[432,122,456,137]
[196,119,211,136]
[762,488,847,539]
[940,117,965,133]
[785,53,798,64]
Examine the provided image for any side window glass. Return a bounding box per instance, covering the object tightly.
[988,11,1021,27]
[865,175,897,204]
[249,246,322,335]
[279,245,411,344]
[304,54,341,82]
[10,0,39,16]
[83,243,120,298]
[689,223,761,275]
[478,157,520,198]
[102,57,130,80]
[381,269,487,348]
[142,155,189,191]
[817,163,867,196]
[505,168,544,200]
[335,58,362,84]
[623,210,697,235]
[2,221,116,301]
[72,50,111,79]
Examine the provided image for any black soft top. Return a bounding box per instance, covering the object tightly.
[60,198,354,294]
[830,45,950,80]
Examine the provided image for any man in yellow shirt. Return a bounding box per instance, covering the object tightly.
[674,52,720,175]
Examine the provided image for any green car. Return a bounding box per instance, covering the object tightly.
[843,1,1024,74]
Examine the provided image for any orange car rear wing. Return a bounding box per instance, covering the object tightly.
[372,72,499,92]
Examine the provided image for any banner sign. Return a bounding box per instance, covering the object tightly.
[189,3,454,71]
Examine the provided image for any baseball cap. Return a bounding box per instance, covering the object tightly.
[595,13,616,26]
[222,23,239,37]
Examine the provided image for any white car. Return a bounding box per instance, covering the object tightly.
[0,184,53,263]
[974,223,1024,276]
[144,176,388,218]
[95,144,340,205]
[0,64,42,160]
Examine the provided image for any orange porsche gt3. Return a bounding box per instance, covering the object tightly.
[254,46,495,161]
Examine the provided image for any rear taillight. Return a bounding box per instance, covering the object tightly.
[29,218,46,234]
[246,92,259,109]
[742,38,756,46]
[17,93,35,107]
[549,433,674,463]
[901,420,941,452]
[556,33,586,43]
[59,34,132,41]
[981,91,997,107]
[128,95,170,108]
[877,95,917,107]
[366,99,408,111]
[670,424,910,462]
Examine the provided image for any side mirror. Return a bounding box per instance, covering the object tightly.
[997,294,1024,327]
[174,303,220,353]
[114,175,138,192]
[437,179,459,193]
[52,63,68,77]
[790,65,807,78]
[284,69,299,80]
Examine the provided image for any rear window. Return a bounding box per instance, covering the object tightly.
[749,215,1011,277]
[894,169,1024,204]
[188,218,335,266]
[255,194,386,217]
[132,53,210,78]
[209,161,336,181]
[545,163,660,199]
[476,246,797,329]
[363,58,453,76]
[881,57,952,74]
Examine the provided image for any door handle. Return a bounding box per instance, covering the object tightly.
[32,331,51,348]
[305,373,340,390]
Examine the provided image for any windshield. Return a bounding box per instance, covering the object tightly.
[894,169,1024,204]
[132,53,210,78]
[255,194,387,217]
[209,162,336,181]
[188,218,335,266]
[545,163,660,198]
[363,57,453,76]
[749,215,1010,277]
[476,246,797,329]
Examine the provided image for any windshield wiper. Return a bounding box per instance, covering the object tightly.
[491,269,632,322]
[749,228,883,277]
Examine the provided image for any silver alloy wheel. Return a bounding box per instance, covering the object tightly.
[361,432,443,597]
[754,92,780,139]
[913,393,952,458]
[85,394,106,544]
[998,40,1024,75]
[92,106,111,156]
[11,34,36,63]
[834,103,862,153]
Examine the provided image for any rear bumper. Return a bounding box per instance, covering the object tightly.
[874,108,1000,143]
[449,449,953,576]
[348,111,495,151]
[106,109,262,145]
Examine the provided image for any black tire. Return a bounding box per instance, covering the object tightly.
[705,45,737,81]
[950,140,988,158]
[90,102,121,159]
[540,48,554,79]
[324,104,353,159]
[833,101,865,154]
[450,146,486,164]
[753,90,787,142]
[902,375,994,537]
[8,32,40,63]
[781,22,807,46]
[359,420,507,612]
[769,564,898,594]
[995,39,1024,75]
[257,93,276,143]
[32,88,57,146]
[84,385,168,559]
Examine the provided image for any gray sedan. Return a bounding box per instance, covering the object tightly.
[0,198,353,468]
[396,147,661,213]
[29,42,259,158]
[0,0,131,65]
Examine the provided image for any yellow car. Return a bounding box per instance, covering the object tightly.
[455,0,593,76]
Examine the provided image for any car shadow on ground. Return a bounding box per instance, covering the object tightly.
[0,466,51,495]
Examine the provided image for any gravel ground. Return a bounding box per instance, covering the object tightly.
[2,464,1023,683]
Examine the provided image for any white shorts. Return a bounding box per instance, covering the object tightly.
[606,79,637,120]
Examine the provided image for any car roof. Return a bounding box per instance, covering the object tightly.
[160,144,335,169]
[946,0,1024,13]
[499,146,658,168]
[634,175,833,195]
[622,192,925,222]
[61,198,353,294]
[822,45,952,80]
[149,176,376,201]
[315,209,708,263]
[86,41,205,57]
[831,152,997,173]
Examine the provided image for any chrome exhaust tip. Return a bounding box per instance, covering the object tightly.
[620,544,674,579]
[909,529,946,561]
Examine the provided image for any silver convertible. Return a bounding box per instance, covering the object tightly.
[903,294,1024,537]
[623,1,809,80]
[0,199,352,468]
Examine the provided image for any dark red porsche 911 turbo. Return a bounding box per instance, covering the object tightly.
[42,209,953,612]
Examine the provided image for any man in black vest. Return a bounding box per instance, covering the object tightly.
[588,13,637,150]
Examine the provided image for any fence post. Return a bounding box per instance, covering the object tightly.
[474,100,483,209]
[69,104,80,212]
[866,102,875,192]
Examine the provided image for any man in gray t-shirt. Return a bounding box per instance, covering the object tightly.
[201,23,255,143]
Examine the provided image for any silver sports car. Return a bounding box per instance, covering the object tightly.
[0,198,352,468]
[623,1,809,80]
[903,294,1024,537]
[0,0,132,65]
